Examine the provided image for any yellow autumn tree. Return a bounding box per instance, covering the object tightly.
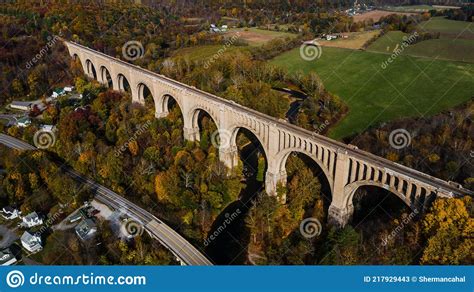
[421,197,473,264]
[128,140,139,156]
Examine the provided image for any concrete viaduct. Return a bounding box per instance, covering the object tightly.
[64,40,473,227]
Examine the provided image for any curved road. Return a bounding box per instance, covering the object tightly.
[0,114,19,127]
[0,133,213,265]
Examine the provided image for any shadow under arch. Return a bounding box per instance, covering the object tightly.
[85,59,97,79]
[204,127,267,265]
[349,184,416,228]
[280,151,333,218]
[117,73,131,93]
[137,82,154,107]
[100,66,113,88]
[71,54,85,76]
[190,107,219,144]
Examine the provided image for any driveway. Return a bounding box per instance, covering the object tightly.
[0,224,19,249]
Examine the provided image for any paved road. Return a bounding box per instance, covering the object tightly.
[0,115,20,127]
[0,225,19,249]
[0,134,213,265]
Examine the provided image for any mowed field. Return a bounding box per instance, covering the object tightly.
[271,47,474,140]
[224,27,295,46]
[171,28,295,61]
[353,10,416,23]
[383,5,461,12]
[170,44,248,62]
[318,30,381,49]
[367,17,474,63]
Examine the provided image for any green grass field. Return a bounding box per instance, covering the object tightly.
[383,5,459,12]
[170,45,248,62]
[271,46,474,140]
[226,27,296,46]
[367,18,474,63]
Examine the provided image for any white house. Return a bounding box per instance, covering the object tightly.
[40,124,56,133]
[21,211,43,228]
[63,86,74,92]
[16,117,31,127]
[21,231,42,253]
[1,206,20,220]
[0,248,17,266]
[10,101,33,111]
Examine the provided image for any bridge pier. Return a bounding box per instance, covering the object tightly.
[155,111,168,119]
[328,204,353,228]
[265,170,287,201]
[219,145,239,170]
[183,127,200,142]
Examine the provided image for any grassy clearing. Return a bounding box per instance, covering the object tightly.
[318,30,381,50]
[225,27,296,46]
[170,44,249,62]
[419,17,474,38]
[383,5,434,12]
[271,46,474,140]
[367,18,474,63]
[353,10,415,23]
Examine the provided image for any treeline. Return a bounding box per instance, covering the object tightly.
[352,99,474,189]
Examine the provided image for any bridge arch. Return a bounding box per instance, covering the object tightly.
[117,73,131,92]
[136,82,155,107]
[99,66,113,88]
[275,147,333,191]
[85,59,97,79]
[190,107,220,132]
[155,92,184,119]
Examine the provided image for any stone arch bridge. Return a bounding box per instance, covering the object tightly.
[64,40,472,227]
